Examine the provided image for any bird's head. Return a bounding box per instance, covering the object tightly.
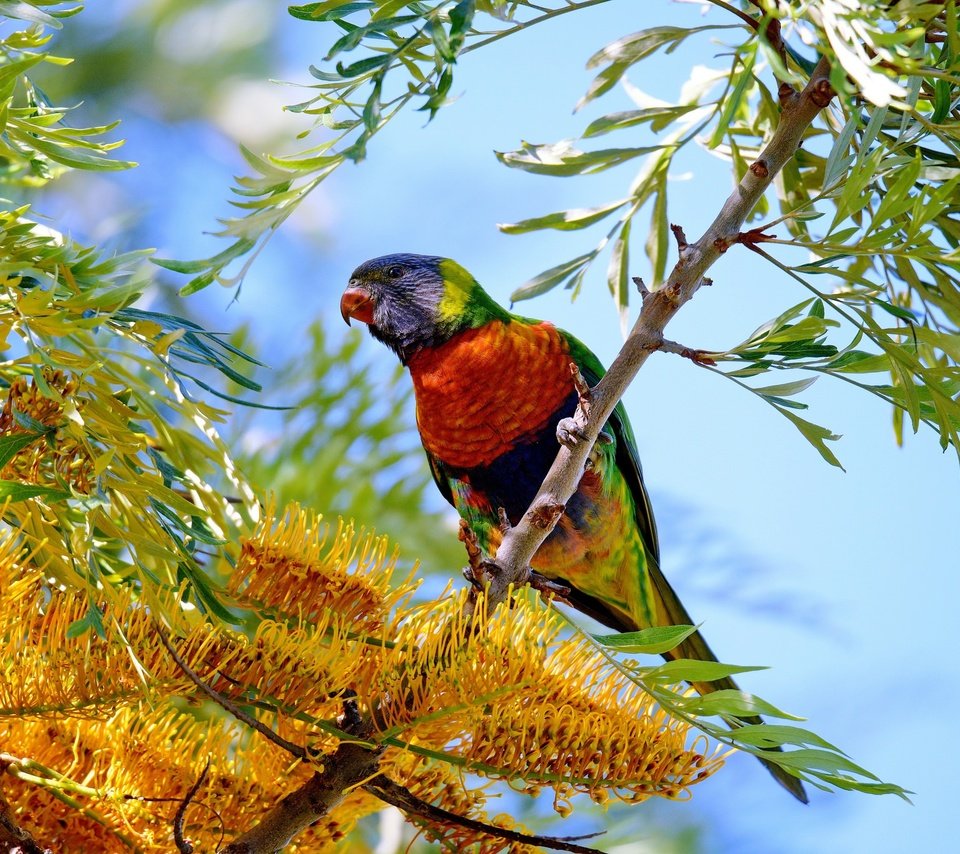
[340,253,505,362]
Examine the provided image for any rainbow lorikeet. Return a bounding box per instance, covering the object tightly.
[341,253,807,803]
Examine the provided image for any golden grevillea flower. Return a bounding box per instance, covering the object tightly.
[387,752,542,854]
[0,703,382,853]
[2,501,725,849]
[0,539,382,722]
[368,590,725,810]
[230,501,419,632]
[0,369,94,492]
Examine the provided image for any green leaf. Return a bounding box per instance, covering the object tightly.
[823,112,859,188]
[645,176,668,285]
[498,199,629,234]
[752,377,818,397]
[153,238,256,275]
[677,689,804,721]
[826,350,890,373]
[774,405,845,469]
[708,43,756,149]
[607,217,631,319]
[731,724,842,752]
[496,140,667,177]
[0,480,70,502]
[579,25,726,108]
[0,432,42,468]
[582,105,700,138]
[592,624,698,655]
[645,659,768,684]
[288,2,375,22]
[510,251,596,302]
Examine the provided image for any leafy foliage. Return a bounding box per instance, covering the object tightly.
[589,621,909,798]
[491,1,960,463]
[155,0,612,294]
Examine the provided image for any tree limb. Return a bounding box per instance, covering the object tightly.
[364,775,606,854]
[476,56,836,615]
[0,789,48,854]
[219,741,384,854]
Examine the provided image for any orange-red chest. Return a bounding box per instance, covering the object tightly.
[407,320,575,469]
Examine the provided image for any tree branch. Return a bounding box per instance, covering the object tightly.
[477,56,836,614]
[155,623,308,761]
[364,775,605,854]
[219,741,384,854]
[0,789,48,854]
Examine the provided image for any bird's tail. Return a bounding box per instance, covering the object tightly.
[646,555,809,804]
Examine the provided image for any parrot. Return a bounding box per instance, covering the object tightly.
[340,252,808,803]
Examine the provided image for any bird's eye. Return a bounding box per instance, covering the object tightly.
[387,265,404,279]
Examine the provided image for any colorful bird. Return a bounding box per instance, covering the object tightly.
[341,253,807,803]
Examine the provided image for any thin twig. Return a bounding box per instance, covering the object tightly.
[659,339,718,366]
[174,759,210,854]
[0,790,48,854]
[155,622,307,760]
[364,775,606,854]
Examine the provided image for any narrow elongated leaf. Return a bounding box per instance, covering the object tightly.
[751,377,818,397]
[498,199,629,234]
[775,405,844,469]
[496,140,666,177]
[731,724,843,752]
[510,252,595,302]
[607,218,631,319]
[0,480,70,502]
[0,432,42,468]
[592,624,698,655]
[583,105,699,138]
[677,689,804,721]
[646,659,768,684]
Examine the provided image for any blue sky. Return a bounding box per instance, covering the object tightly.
[50,2,960,851]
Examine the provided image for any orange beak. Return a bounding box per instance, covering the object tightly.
[340,287,375,325]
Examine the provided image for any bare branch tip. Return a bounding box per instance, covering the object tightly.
[778,81,798,105]
[737,227,776,251]
[174,759,211,854]
[632,275,650,298]
[660,338,718,367]
[528,570,572,605]
[670,223,688,250]
[809,76,837,108]
[568,361,591,401]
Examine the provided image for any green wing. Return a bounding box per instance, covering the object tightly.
[425,448,455,507]
[558,330,661,563]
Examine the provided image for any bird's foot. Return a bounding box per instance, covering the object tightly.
[529,571,572,606]
[462,557,501,589]
[556,417,588,448]
[457,518,484,565]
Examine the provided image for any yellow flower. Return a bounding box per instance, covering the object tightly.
[0,369,93,493]
[230,501,419,632]
[369,590,724,809]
